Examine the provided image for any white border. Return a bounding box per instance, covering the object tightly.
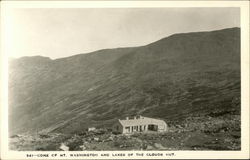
[1,1,249,159]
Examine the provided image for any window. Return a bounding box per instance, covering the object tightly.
[148,124,158,131]
[125,127,130,132]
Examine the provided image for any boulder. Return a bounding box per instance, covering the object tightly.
[79,145,86,150]
[59,143,69,151]
[146,145,154,150]
[154,143,167,149]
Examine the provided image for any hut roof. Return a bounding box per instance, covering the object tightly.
[118,116,166,127]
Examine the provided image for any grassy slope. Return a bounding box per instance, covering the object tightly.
[9,27,240,135]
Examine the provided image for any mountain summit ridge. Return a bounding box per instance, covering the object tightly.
[11,27,240,61]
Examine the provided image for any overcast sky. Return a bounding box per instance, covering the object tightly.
[4,8,240,59]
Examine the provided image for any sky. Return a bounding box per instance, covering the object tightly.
[3,8,240,59]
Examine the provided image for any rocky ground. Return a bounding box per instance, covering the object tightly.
[9,113,240,151]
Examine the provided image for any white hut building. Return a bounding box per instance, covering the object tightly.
[112,115,167,134]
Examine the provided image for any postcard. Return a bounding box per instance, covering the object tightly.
[0,1,249,159]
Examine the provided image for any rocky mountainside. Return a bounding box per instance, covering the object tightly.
[9,27,240,135]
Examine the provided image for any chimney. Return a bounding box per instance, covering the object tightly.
[134,115,142,119]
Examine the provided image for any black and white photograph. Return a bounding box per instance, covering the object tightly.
[0,1,249,159]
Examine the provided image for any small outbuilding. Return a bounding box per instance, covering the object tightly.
[87,127,96,132]
[112,115,168,134]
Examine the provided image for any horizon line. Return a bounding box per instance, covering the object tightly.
[9,26,240,61]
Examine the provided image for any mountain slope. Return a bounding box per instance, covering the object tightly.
[9,27,240,135]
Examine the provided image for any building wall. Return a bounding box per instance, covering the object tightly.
[157,122,168,132]
[122,122,167,134]
[112,122,123,133]
[112,118,168,134]
[122,125,148,134]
